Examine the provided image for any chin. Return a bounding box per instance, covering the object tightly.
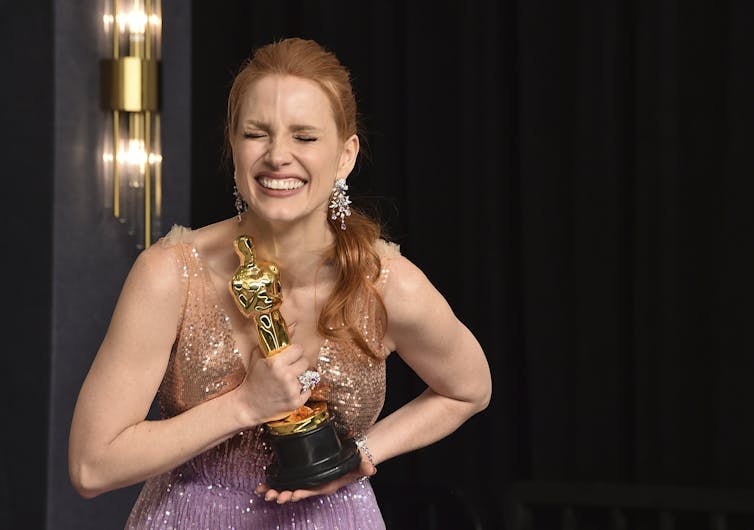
[253,208,316,226]
[249,200,326,227]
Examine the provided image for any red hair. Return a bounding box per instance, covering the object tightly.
[226,38,385,356]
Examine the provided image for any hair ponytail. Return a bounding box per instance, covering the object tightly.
[319,209,386,357]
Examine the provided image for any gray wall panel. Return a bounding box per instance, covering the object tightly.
[48,2,190,528]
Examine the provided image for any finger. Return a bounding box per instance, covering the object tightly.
[291,371,313,398]
[269,343,305,363]
[290,489,315,502]
[290,357,311,375]
[264,488,279,502]
[255,483,269,495]
[298,477,347,498]
[246,338,265,363]
[248,348,263,364]
[276,490,294,504]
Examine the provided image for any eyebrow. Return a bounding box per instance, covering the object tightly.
[241,120,322,133]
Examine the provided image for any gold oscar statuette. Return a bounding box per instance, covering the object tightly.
[229,235,360,489]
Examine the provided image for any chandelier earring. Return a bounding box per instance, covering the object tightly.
[233,173,247,223]
[329,178,352,230]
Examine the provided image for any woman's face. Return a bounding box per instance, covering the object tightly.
[232,75,358,228]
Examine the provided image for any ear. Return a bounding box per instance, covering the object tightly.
[229,142,237,172]
[336,134,360,180]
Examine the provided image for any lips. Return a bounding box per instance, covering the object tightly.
[255,174,307,191]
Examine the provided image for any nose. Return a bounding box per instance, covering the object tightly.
[265,136,292,168]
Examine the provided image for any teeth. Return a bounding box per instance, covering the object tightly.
[258,177,305,190]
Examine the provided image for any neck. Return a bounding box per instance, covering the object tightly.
[235,211,336,290]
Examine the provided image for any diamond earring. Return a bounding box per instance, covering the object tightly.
[329,178,352,230]
[233,181,247,223]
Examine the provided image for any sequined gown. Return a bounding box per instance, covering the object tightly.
[125,226,399,529]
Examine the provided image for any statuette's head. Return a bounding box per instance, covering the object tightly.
[230,236,283,316]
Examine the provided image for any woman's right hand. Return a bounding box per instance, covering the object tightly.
[235,343,313,426]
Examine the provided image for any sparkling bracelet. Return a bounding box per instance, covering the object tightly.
[354,433,376,468]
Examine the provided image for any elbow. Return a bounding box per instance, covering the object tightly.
[480,389,492,412]
[446,373,492,418]
[75,486,102,500]
[448,381,491,418]
[473,387,491,415]
[471,375,492,414]
[69,458,108,499]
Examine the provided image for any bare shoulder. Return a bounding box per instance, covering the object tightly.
[380,254,487,393]
[182,217,246,271]
[382,255,437,306]
[99,238,188,361]
[119,238,187,306]
[381,256,452,340]
[130,218,231,291]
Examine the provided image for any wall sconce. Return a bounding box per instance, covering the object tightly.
[101,0,162,248]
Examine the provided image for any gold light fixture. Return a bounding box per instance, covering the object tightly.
[100,0,162,248]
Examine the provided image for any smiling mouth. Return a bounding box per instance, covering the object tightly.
[256,176,306,190]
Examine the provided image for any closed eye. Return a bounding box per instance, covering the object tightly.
[294,136,318,142]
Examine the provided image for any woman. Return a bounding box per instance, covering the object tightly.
[69,37,491,529]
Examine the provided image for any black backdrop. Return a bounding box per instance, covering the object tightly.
[0,0,754,528]
[2,1,752,529]
[190,1,754,528]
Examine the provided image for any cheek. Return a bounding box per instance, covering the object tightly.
[235,149,265,177]
[308,149,342,174]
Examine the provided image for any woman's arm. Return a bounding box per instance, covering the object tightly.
[68,244,311,499]
[261,255,491,503]
[361,255,491,464]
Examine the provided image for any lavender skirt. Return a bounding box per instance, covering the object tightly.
[124,432,385,530]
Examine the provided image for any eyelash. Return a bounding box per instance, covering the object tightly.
[242,133,318,142]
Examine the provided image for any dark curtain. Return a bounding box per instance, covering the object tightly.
[191,1,754,528]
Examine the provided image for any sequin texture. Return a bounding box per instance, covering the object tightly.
[124,226,399,529]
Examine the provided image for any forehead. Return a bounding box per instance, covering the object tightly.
[239,75,336,127]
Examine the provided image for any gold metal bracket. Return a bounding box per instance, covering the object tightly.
[99,57,160,112]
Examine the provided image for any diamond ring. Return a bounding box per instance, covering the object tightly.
[298,370,321,393]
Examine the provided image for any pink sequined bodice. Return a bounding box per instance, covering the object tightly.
[125,229,398,529]
[158,237,392,436]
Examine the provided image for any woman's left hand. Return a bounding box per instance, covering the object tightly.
[256,453,376,504]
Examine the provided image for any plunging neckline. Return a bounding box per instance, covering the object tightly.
[190,242,327,376]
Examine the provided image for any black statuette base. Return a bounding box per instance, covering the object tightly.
[265,421,361,491]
